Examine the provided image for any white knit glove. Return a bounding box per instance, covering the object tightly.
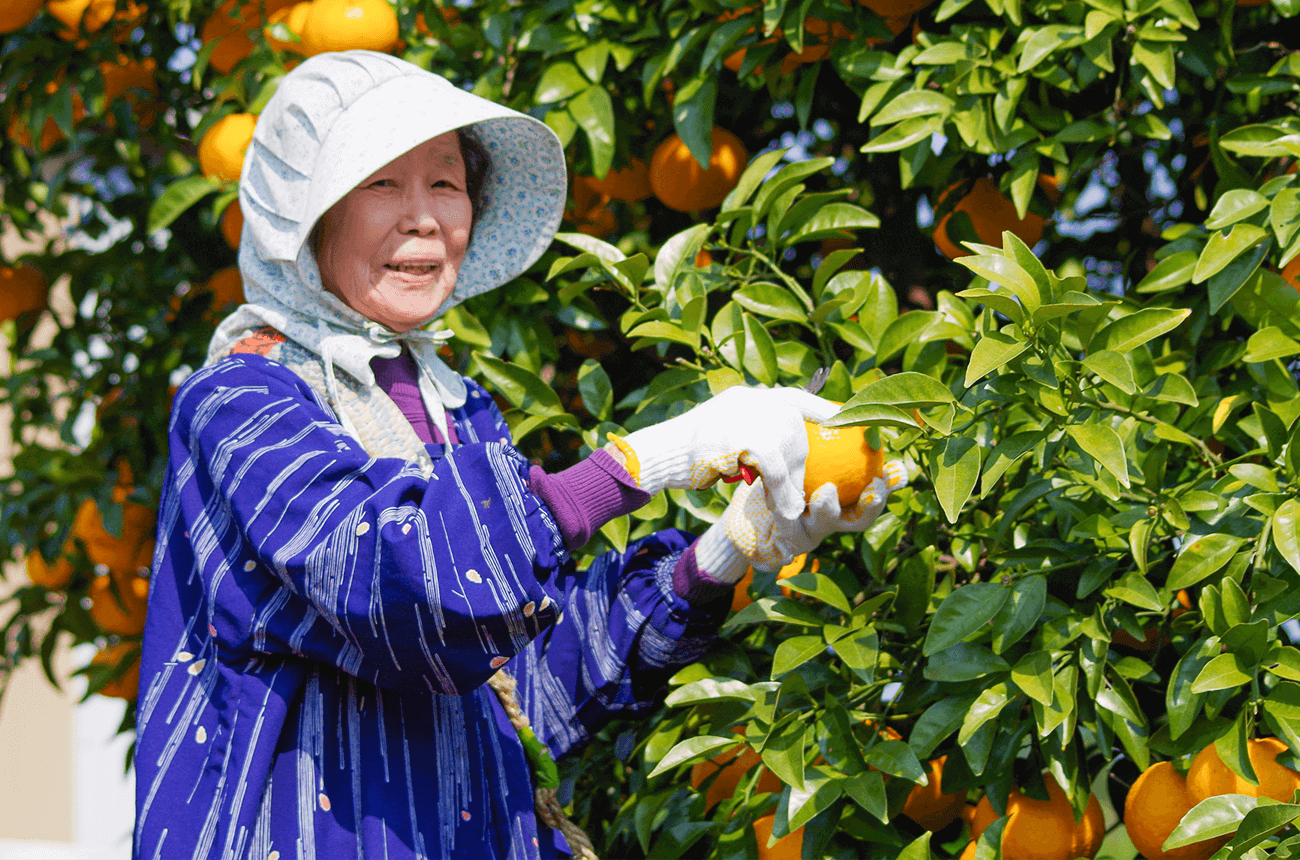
[608,386,840,519]
[694,461,910,581]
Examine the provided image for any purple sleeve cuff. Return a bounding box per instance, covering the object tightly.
[529,448,653,550]
[671,544,737,606]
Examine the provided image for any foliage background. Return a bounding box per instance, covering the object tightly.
[4,0,1300,857]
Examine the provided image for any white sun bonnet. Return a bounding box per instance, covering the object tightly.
[206,50,567,441]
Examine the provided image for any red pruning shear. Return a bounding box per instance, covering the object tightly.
[722,367,830,486]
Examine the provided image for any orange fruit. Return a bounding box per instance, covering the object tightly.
[858,0,935,18]
[575,207,617,238]
[220,200,244,248]
[72,495,156,574]
[1125,761,1231,860]
[265,0,310,51]
[649,127,748,212]
[576,159,653,202]
[564,327,617,360]
[902,756,969,832]
[0,0,43,32]
[1282,256,1300,292]
[201,0,296,73]
[198,112,258,181]
[89,571,150,635]
[731,566,755,611]
[959,842,978,860]
[47,0,115,37]
[932,176,1053,260]
[0,265,48,321]
[970,774,1105,860]
[8,83,88,150]
[777,555,821,598]
[99,55,159,126]
[694,248,714,267]
[690,734,783,811]
[203,266,246,316]
[1187,738,1300,804]
[753,813,804,860]
[1171,589,1193,619]
[804,415,885,508]
[90,642,141,700]
[26,550,74,589]
[300,0,399,55]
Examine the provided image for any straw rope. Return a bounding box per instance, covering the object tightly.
[487,670,599,860]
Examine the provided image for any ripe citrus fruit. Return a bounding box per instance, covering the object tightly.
[198,113,258,181]
[201,0,296,73]
[220,200,244,248]
[804,415,885,508]
[0,264,48,321]
[91,642,141,700]
[1125,761,1231,860]
[858,0,936,18]
[201,267,246,319]
[1282,256,1300,292]
[26,550,74,590]
[932,176,1053,260]
[265,0,311,52]
[690,735,783,811]
[47,0,115,37]
[100,55,159,126]
[72,495,157,574]
[959,841,978,860]
[649,127,748,212]
[753,813,804,860]
[89,571,150,635]
[902,755,969,832]
[1187,738,1300,803]
[970,774,1104,860]
[576,159,653,202]
[0,0,43,32]
[300,0,399,55]
[778,555,821,597]
[731,566,755,611]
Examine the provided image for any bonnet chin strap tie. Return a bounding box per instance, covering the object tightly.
[486,670,599,860]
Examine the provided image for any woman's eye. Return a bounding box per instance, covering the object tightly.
[369,179,394,188]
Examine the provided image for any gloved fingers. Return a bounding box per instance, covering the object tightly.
[764,386,844,423]
[838,475,892,531]
[749,447,807,520]
[882,459,910,492]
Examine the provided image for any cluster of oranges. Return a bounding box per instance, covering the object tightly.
[1126,740,1300,860]
[0,265,49,323]
[932,175,1062,260]
[1,0,144,41]
[201,0,401,73]
[24,466,157,700]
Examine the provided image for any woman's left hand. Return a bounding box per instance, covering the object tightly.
[608,385,841,519]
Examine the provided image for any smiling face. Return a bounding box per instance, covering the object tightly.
[315,132,474,332]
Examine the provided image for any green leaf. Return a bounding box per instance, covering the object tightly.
[1273,499,1300,575]
[671,75,719,171]
[647,735,739,778]
[734,283,809,323]
[1169,637,1218,739]
[992,575,1047,653]
[787,203,880,244]
[924,583,1011,655]
[932,436,983,523]
[959,683,1012,744]
[772,635,828,678]
[957,288,1025,324]
[1088,307,1191,354]
[780,573,851,613]
[627,320,698,349]
[822,403,920,431]
[830,626,880,677]
[1011,651,1054,706]
[850,372,956,409]
[843,771,889,822]
[598,513,629,553]
[762,721,808,792]
[1209,239,1271,313]
[866,740,928,784]
[956,255,1041,311]
[474,354,564,414]
[1105,571,1164,611]
[861,116,945,154]
[1082,350,1136,394]
[1226,802,1300,859]
[654,224,711,288]
[665,677,756,706]
[1065,423,1130,488]
[871,90,956,127]
[1165,795,1259,850]
[721,148,787,211]
[965,330,1031,386]
[534,62,589,103]
[1191,652,1253,693]
[925,643,1010,681]
[577,360,613,422]
[1168,534,1249,591]
[1206,189,1271,230]
[1245,326,1300,362]
[981,431,1044,490]
[569,86,616,179]
[1193,224,1269,284]
[1135,250,1198,293]
[148,175,224,233]
[742,313,778,385]
[910,698,971,757]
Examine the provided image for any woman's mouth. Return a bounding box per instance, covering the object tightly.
[385,262,439,275]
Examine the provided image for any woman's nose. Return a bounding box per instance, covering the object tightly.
[399,191,440,234]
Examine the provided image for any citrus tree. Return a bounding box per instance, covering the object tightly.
[4,1,1300,859]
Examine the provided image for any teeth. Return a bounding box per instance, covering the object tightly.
[390,263,436,274]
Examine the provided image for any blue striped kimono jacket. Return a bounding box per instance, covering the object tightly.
[134,354,727,859]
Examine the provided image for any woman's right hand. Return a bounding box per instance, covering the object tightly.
[607,386,840,519]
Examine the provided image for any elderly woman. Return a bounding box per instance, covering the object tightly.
[134,51,903,859]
